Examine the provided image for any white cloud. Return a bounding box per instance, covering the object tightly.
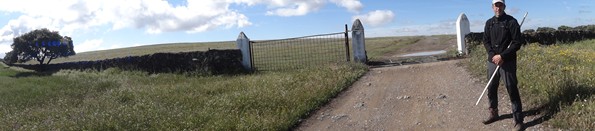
[0,43,10,58]
[0,0,371,36]
[367,19,461,37]
[0,15,61,42]
[353,10,395,27]
[330,0,363,13]
[0,0,371,35]
[262,0,365,17]
[0,0,386,54]
[265,0,326,17]
[75,39,103,53]
[470,20,486,32]
[0,0,252,36]
[107,44,122,50]
[74,39,127,53]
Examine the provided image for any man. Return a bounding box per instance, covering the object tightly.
[482,0,525,130]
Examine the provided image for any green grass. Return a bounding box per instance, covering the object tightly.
[0,35,433,130]
[466,39,595,129]
[0,62,367,130]
[0,65,18,77]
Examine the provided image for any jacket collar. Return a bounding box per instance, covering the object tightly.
[494,12,508,20]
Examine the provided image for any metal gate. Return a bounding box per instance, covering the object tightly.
[250,27,351,71]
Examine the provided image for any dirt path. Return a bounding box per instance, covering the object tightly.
[393,35,457,56]
[297,59,551,130]
[381,35,457,60]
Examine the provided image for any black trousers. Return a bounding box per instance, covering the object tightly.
[487,60,524,123]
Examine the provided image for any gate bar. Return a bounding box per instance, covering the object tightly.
[344,24,350,62]
[249,41,254,71]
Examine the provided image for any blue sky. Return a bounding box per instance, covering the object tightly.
[1,0,594,58]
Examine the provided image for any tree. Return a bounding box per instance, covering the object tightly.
[522,29,535,34]
[558,25,572,31]
[3,51,18,64]
[574,25,595,32]
[536,27,556,32]
[9,28,75,66]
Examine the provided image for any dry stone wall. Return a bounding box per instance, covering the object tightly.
[13,49,245,75]
[465,30,595,47]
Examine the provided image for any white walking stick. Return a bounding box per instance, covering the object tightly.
[475,12,528,106]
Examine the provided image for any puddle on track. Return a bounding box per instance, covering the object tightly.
[400,50,447,57]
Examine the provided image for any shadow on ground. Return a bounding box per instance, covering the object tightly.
[7,65,60,78]
[10,70,59,78]
[495,79,594,129]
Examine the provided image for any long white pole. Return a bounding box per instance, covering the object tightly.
[475,12,528,106]
[476,66,500,105]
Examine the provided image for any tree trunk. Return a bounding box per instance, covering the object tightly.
[46,58,53,65]
[37,61,45,72]
[37,56,46,72]
[38,56,45,65]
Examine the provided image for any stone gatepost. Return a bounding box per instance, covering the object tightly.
[352,19,367,63]
[456,13,470,55]
[236,32,252,71]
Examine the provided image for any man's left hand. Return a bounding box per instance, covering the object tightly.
[492,55,503,65]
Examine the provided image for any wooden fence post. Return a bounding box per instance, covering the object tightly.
[237,32,252,71]
[456,13,470,55]
[351,19,367,63]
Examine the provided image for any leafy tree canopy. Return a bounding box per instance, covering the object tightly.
[7,28,75,65]
[574,25,595,32]
[557,25,572,31]
[536,27,556,32]
[523,29,535,34]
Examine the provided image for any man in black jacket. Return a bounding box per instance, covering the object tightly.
[482,0,525,130]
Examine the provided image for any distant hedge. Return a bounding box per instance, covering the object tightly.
[465,30,595,47]
[12,49,245,75]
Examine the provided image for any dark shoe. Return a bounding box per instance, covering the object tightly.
[514,122,524,131]
[482,108,499,124]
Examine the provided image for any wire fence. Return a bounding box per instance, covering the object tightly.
[250,31,351,71]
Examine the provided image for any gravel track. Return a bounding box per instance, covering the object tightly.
[297,59,552,130]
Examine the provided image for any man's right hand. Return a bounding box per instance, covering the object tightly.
[492,55,503,65]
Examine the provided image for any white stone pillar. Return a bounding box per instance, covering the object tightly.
[456,13,470,55]
[236,32,252,70]
[351,19,367,63]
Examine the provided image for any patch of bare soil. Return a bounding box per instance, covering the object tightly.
[296,59,552,130]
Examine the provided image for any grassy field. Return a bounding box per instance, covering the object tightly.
[0,36,423,130]
[0,35,439,130]
[466,39,595,129]
[365,36,422,61]
[0,62,367,130]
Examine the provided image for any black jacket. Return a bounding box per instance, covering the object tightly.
[483,13,524,62]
